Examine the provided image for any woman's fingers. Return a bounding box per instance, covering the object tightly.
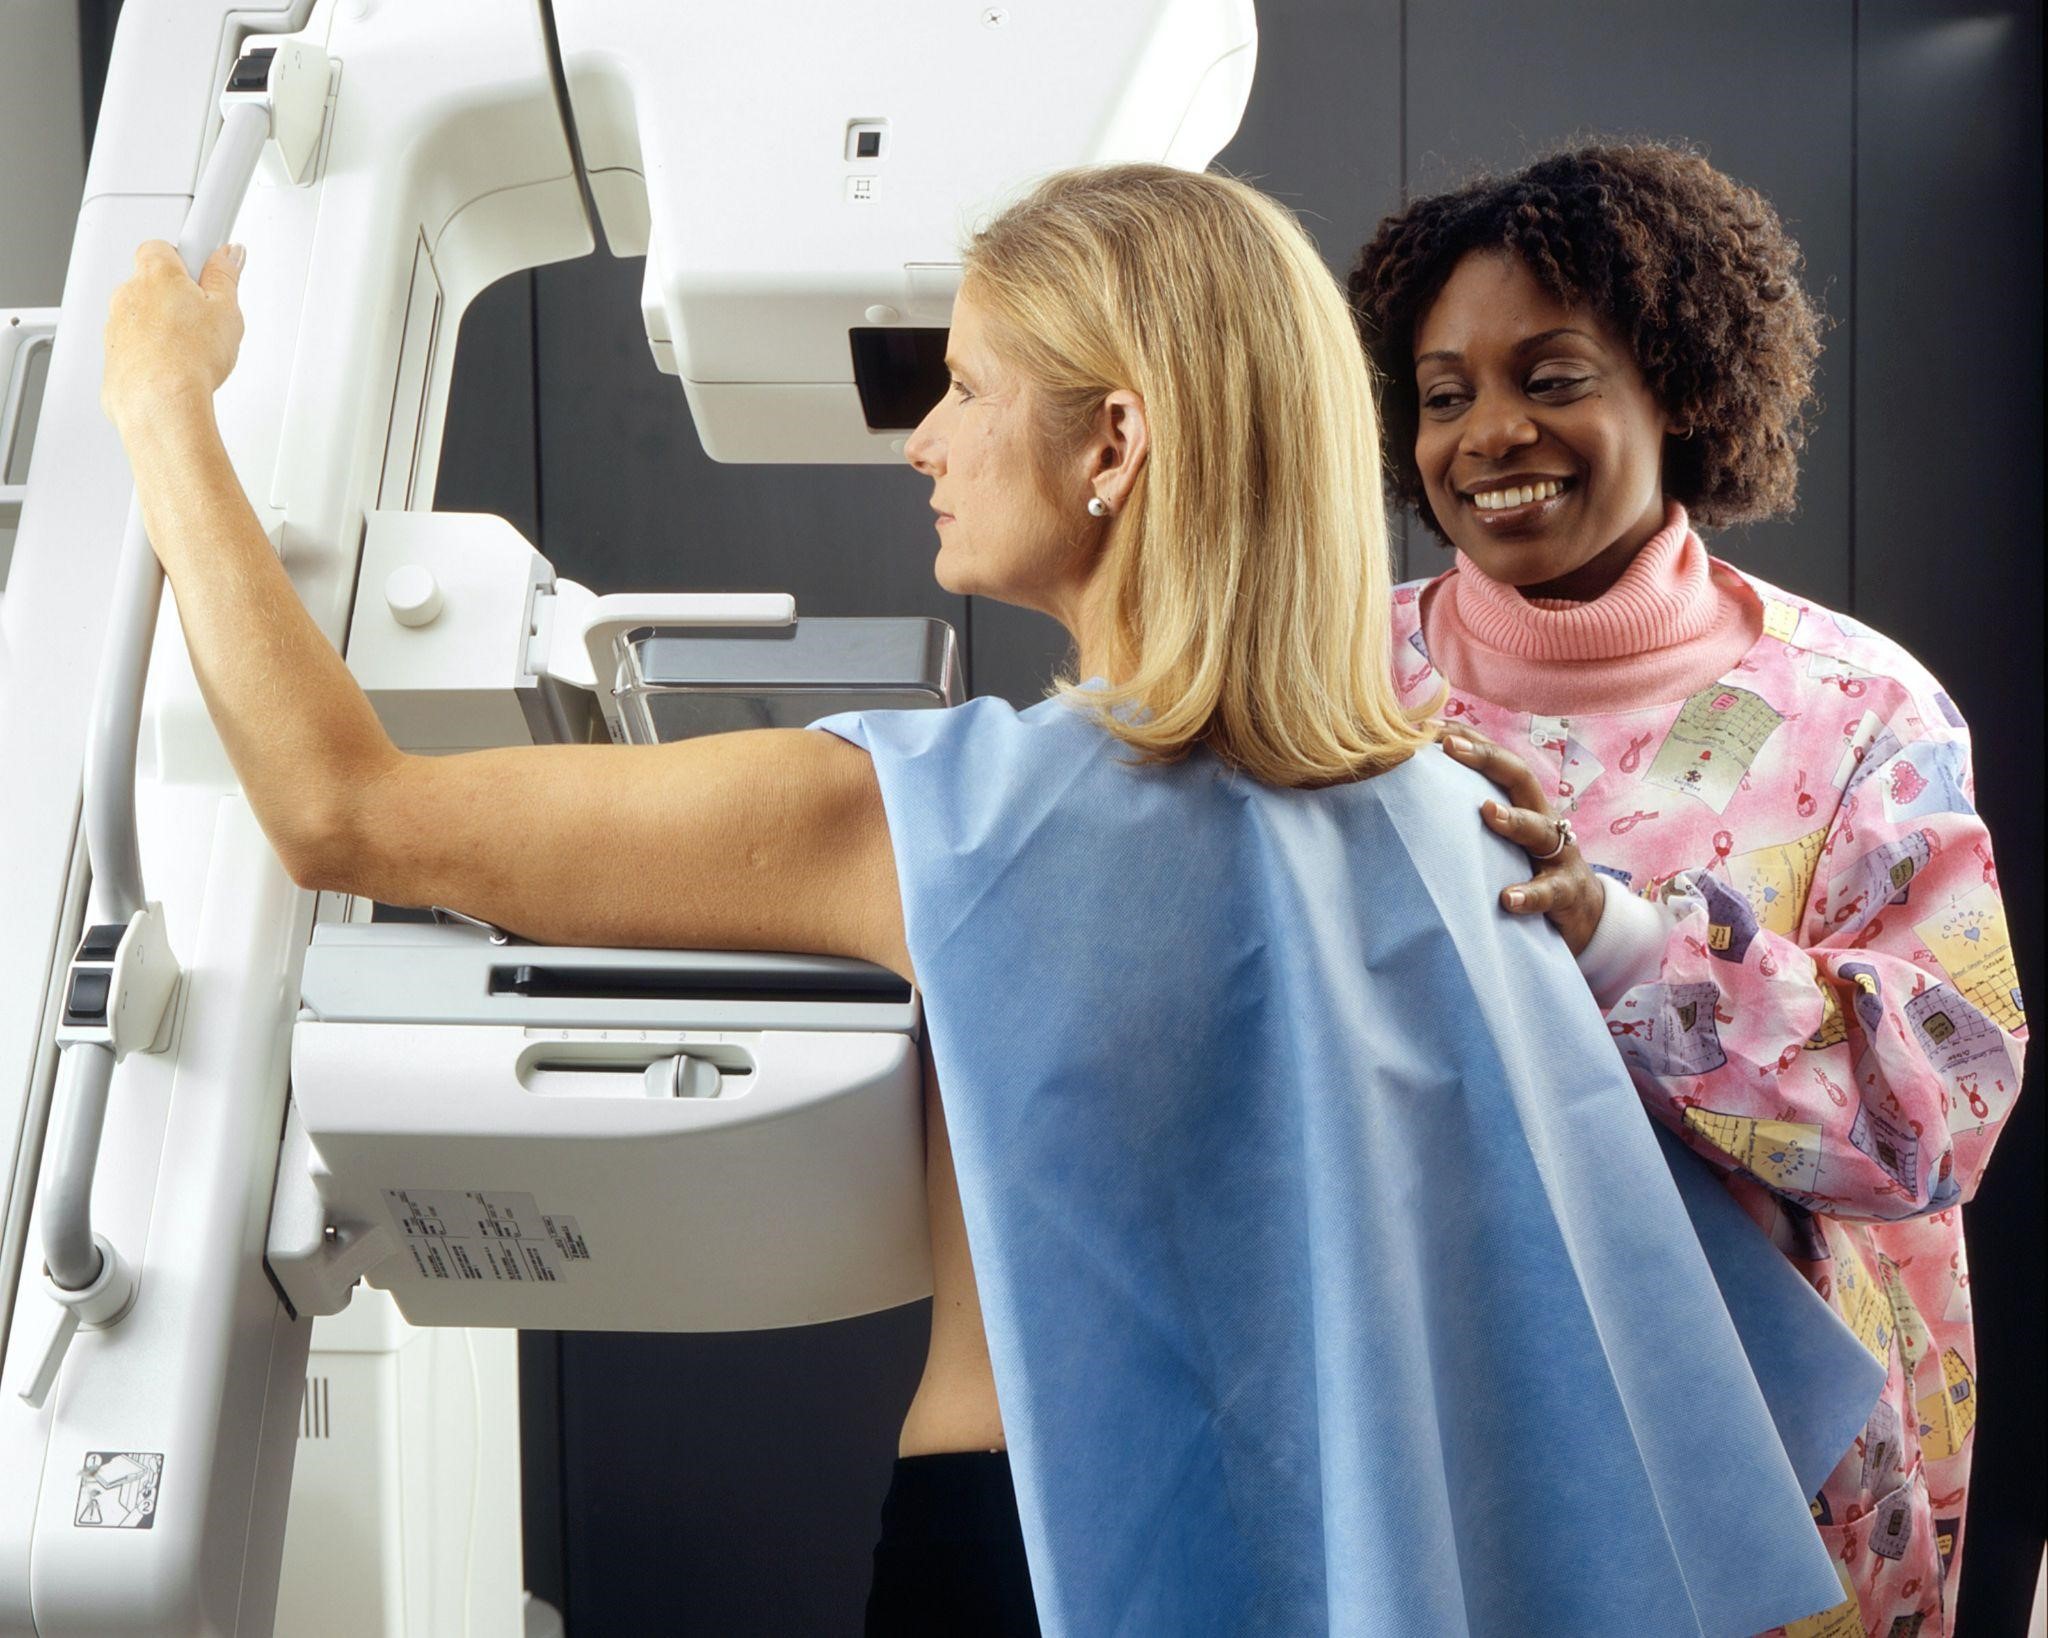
[1501,874,1568,913]
[196,242,246,300]
[1445,734,1605,954]
[1481,798,1570,858]
[1441,731,1550,814]
[133,239,182,277]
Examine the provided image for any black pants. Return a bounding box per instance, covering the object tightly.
[864,1451,1042,1636]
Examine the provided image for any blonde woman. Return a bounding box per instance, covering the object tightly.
[107,165,1865,1636]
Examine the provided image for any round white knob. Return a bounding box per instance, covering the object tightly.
[865,304,901,325]
[385,565,443,628]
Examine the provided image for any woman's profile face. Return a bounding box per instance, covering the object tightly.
[1411,252,1674,598]
[904,290,1091,618]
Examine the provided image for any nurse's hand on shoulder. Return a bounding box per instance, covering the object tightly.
[102,241,247,430]
[1440,730,1605,957]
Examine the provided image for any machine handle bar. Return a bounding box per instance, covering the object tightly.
[82,99,271,926]
[43,99,271,1299]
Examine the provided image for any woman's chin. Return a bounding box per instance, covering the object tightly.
[932,548,974,597]
[1451,532,1578,588]
[934,546,1010,603]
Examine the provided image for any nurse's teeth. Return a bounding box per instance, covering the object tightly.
[1472,480,1563,510]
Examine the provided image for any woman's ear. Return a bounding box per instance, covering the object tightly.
[1086,389,1151,517]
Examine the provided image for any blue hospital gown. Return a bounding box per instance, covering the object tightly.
[817,694,1880,1637]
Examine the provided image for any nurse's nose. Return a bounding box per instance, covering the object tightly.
[1459,388,1540,461]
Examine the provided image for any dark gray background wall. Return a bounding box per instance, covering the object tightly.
[44,2,2044,1633]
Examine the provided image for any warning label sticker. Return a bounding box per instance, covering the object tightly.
[76,1451,163,1529]
[383,1189,592,1284]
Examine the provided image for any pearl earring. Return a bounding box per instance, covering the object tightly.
[1087,497,1111,518]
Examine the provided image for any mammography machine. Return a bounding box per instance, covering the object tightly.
[0,3,1256,1630]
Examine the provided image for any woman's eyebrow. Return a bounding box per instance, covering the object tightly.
[1514,327,1597,353]
[1416,327,1600,369]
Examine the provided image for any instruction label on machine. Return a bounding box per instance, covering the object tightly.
[383,1188,592,1284]
[75,1452,163,1529]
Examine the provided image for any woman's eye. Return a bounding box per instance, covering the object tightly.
[949,379,973,401]
[1529,374,1591,397]
[1421,389,1468,414]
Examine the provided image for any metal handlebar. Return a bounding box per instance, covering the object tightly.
[82,100,271,928]
[43,100,272,1297]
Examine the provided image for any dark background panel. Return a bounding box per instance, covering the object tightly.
[557,1317,928,1637]
[1403,0,1858,605]
[434,270,538,545]
[1852,5,2045,1634]
[962,596,1069,709]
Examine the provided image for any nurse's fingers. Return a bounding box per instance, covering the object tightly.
[1441,731,1550,817]
[1480,798,1576,864]
[1500,872,1575,915]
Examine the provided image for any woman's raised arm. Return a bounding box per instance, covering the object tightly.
[105,241,909,975]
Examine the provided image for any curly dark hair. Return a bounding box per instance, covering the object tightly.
[1347,140,1823,537]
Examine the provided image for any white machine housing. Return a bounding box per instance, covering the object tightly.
[0,1,1255,1632]
[556,0,1259,457]
[274,926,932,1331]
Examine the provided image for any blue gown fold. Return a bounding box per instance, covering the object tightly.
[816,696,1880,1638]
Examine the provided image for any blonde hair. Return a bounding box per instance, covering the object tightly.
[964,164,1429,788]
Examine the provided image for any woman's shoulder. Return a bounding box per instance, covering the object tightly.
[1715,561,1968,730]
[812,692,1122,810]
[818,691,1069,748]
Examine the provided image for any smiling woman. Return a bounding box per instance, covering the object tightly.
[1351,142,2026,1638]
[1410,255,1680,599]
[1353,140,1821,576]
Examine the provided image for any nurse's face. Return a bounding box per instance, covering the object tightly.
[903,290,1095,624]
[1411,252,1675,599]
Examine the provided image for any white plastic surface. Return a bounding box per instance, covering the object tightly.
[383,563,444,627]
[219,37,332,186]
[275,1295,523,1638]
[291,1022,931,1331]
[346,511,552,752]
[553,588,798,741]
[2,1,586,1629]
[0,309,58,531]
[554,0,1257,459]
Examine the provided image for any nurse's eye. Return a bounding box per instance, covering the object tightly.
[1528,373,1592,398]
[1420,385,1470,415]
[949,378,974,402]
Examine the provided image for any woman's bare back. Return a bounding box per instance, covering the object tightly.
[898,1055,1005,1456]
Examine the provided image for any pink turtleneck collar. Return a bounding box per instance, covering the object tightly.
[1419,503,1762,718]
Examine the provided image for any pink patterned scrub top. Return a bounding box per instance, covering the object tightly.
[1396,517,2026,1638]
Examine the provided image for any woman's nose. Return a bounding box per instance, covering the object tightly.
[903,405,944,475]
[1460,391,1540,460]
